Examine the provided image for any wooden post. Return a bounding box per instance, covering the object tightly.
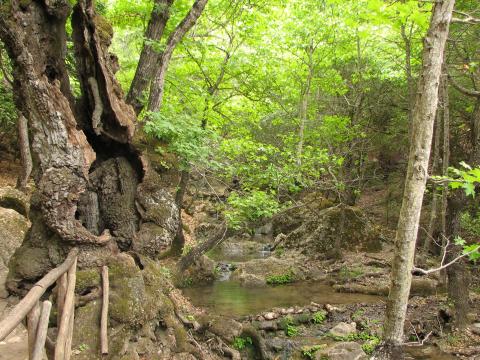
[27,301,40,359]
[0,248,78,341]
[100,266,109,355]
[31,300,52,360]
[57,273,67,329]
[55,257,77,360]
[64,307,74,360]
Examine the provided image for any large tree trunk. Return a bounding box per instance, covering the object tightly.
[0,0,179,286]
[377,1,455,357]
[16,113,32,192]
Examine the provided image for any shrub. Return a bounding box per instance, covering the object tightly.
[225,190,280,230]
[232,336,253,350]
[301,344,326,359]
[312,310,327,324]
[266,270,295,285]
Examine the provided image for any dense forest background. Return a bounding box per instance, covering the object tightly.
[0,0,480,359]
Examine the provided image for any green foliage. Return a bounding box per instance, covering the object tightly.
[311,310,327,324]
[224,190,280,230]
[301,344,326,359]
[0,74,17,149]
[144,111,215,169]
[232,336,253,350]
[274,246,285,257]
[285,323,299,337]
[180,276,193,288]
[338,266,364,280]
[182,244,193,256]
[266,270,295,285]
[445,162,480,197]
[362,337,381,354]
[460,212,480,237]
[327,329,381,353]
[77,343,89,352]
[434,163,480,261]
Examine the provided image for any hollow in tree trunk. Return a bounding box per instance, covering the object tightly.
[0,0,180,294]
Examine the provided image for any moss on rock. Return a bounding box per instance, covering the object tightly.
[76,269,101,294]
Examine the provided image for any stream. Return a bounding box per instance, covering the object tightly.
[183,280,381,318]
[183,237,457,359]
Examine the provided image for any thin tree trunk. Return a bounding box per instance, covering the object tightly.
[172,170,190,255]
[147,0,208,113]
[16,113,32,192]
[379,1,455,355]
[126,0,174,114]
[425,88,443,251]
[296,58,313,167]
[445,194,469,329]
[440,73,450,238]
[401,23,415,138]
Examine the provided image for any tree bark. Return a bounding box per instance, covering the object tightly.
[16,113,32,192]
[401,22,415,138]
[126,0,174,114]
[0,0,178,288]
[425,82,444,251]
[296,45,313,167]
[147,0,209,113]
[380,0,455,353]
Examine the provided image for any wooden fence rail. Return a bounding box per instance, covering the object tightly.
[0,247,110,360]
[0,248,78,341]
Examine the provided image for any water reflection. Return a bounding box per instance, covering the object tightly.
[183,281,381,318]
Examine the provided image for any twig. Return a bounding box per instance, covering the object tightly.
[413,241,478,275]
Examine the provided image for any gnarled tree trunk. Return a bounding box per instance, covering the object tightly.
[0,0,179,289]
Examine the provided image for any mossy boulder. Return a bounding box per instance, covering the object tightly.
[108,254,148,326]
[7,246,51,282]
[76,269,101,294]
[283,205,383,258]
[231,257,301,287]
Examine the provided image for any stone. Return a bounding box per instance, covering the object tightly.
[264,312,278,320]
[329,322,357,337]
[231,257,300,286]
[316,342,367,360]
[133,222,174,258]
[266,337,286,352]
[0,186,29,217]
[0,207,29,268]
[280,205,383,258]
[235,273,266,287]
[258,320,277,331]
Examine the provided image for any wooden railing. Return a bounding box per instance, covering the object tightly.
[0,248,110,359]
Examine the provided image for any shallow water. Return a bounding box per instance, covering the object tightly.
[404,345,456,360]
[183,280,382,318]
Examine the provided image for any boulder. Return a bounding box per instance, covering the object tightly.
[272,192,334,236]
[0,186,29,217]
[315,342,368,360]
[133,222,174,258]
[0,208,30,268]
[329,322,357,337]
[231,257,299,287]
[282,205,383,258]
[0,207,30,298]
